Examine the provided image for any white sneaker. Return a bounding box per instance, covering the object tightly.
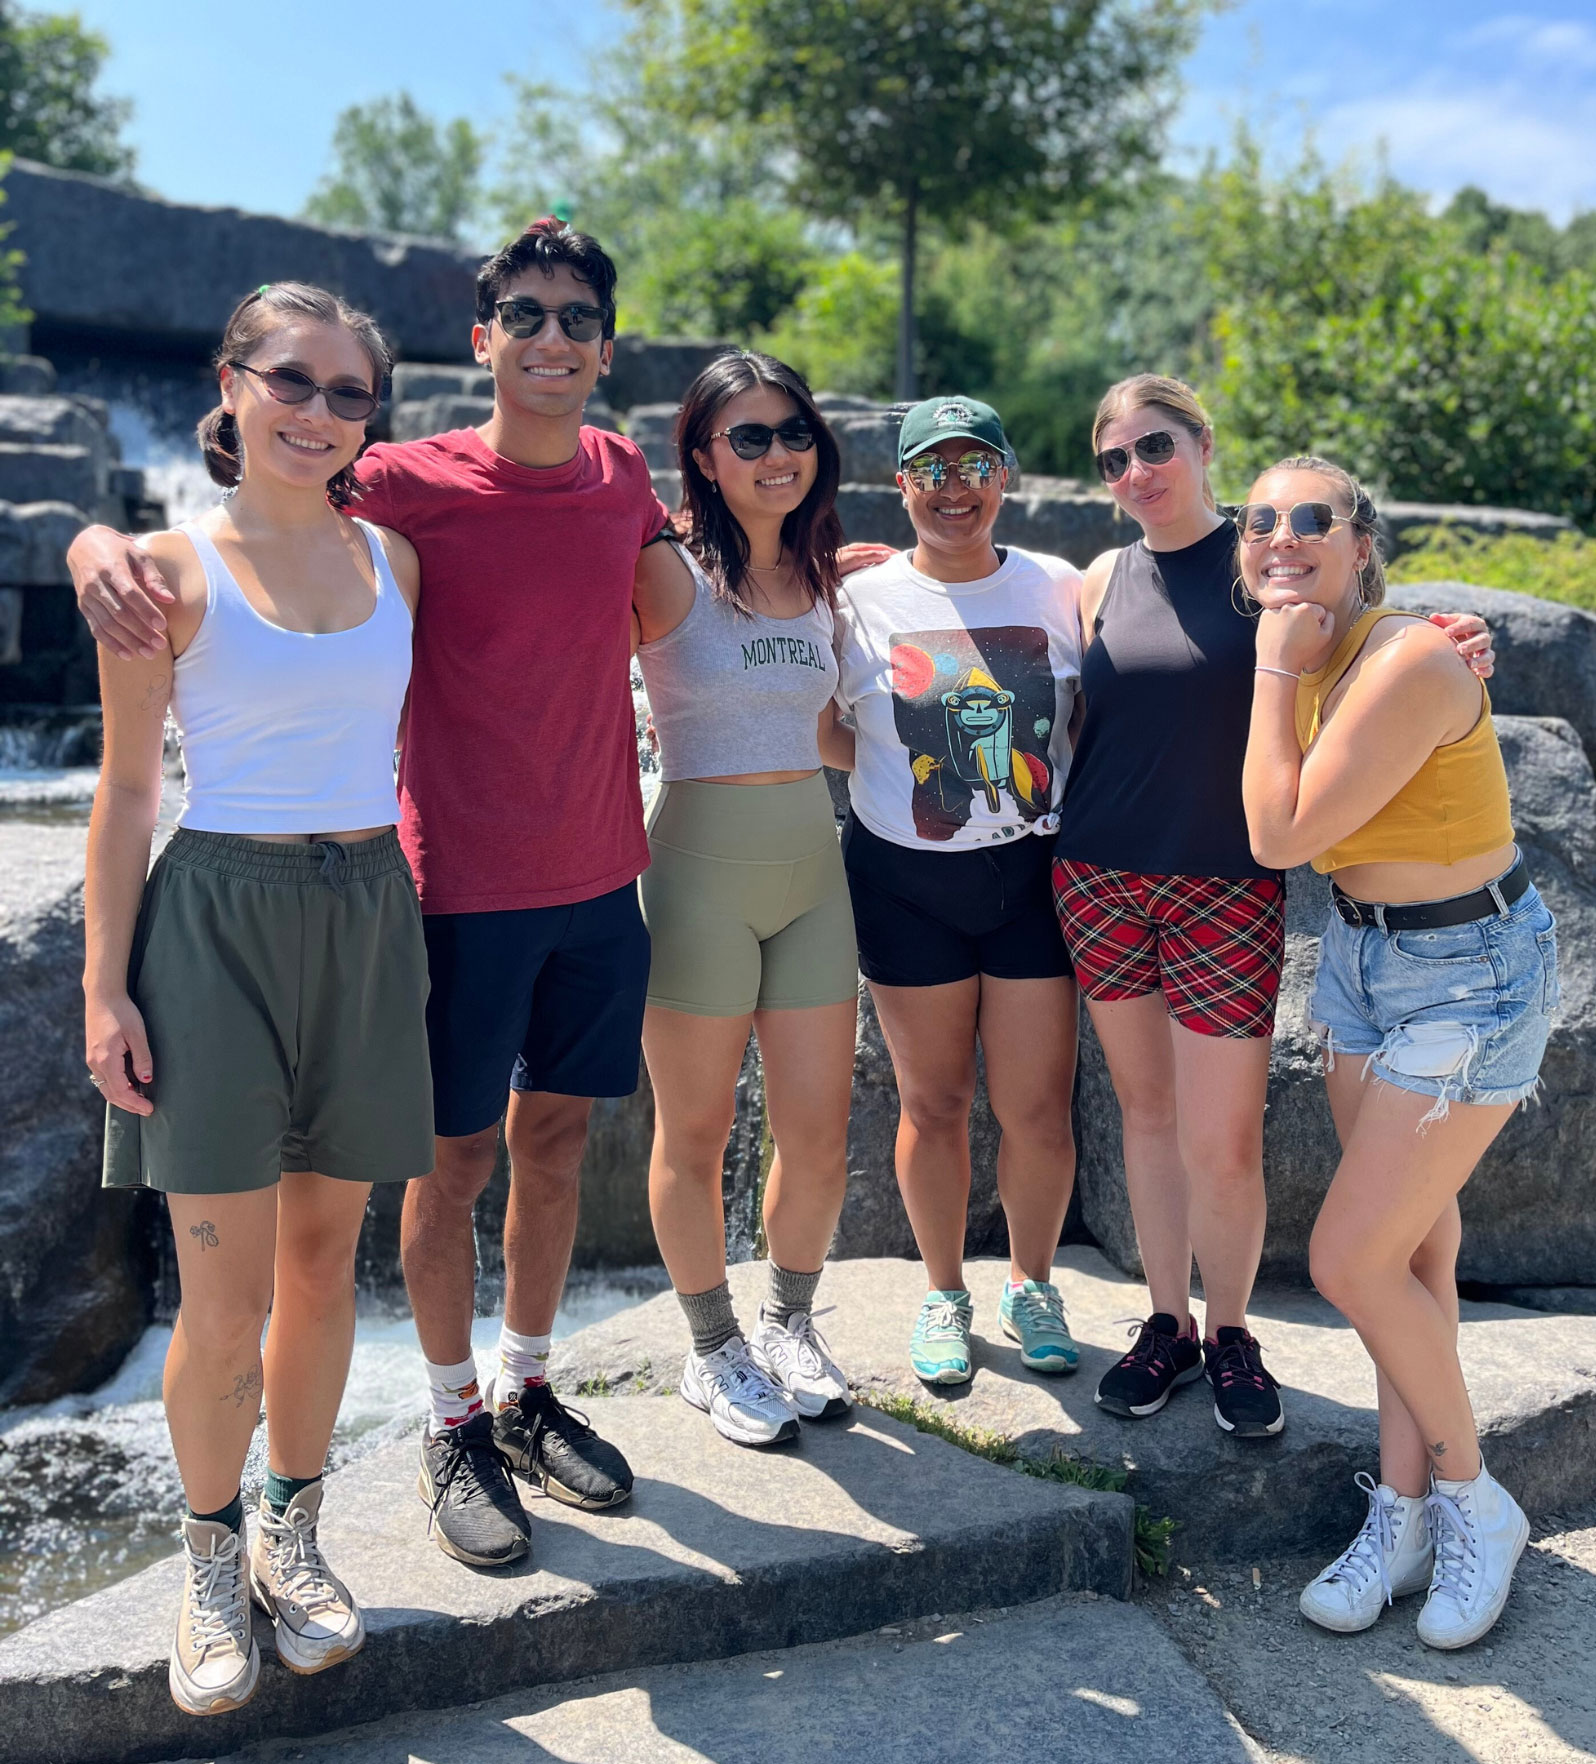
[680,1336,800,1447]
[169,1517,259,1716]
[750,1309,852,1420]
[1417,1462,1529,1650]
[1299,1472,1433,1634]
[249,1485,365,1674]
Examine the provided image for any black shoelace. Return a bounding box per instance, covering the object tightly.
[1208,1334,1277,1394]
[519,1383,596,1448]
[428,1424,515,1524]
[1120,1318,1178,1374]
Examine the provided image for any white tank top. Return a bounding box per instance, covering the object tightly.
[170,519,414,834]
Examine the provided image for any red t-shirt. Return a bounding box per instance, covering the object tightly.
[354,426,668,913]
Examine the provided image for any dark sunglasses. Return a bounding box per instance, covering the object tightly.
[903,449,1002,492]
[493,297,608,342]
[709,418,817,460]
[1235,502,1352,544]
[1094,429,1178,483]
[227,361,380,423]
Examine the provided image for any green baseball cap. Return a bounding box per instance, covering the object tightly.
[896,394,1010,467]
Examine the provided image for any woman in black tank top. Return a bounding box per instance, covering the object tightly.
[1053,375,1495,1442]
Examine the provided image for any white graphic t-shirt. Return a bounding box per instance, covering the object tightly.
[835,546,1084,850]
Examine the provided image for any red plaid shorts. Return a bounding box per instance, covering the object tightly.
[1051,857,1286,1039]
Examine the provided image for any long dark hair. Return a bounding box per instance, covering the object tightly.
[675,351,843,615]
[197,282,391,511]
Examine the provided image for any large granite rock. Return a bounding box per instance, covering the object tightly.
[0,500,88,585]
[391,391,619,446]
[604,338,730,413]
[1382,501,1571,552]
[1075,715,1596,1288]
[623,401,679,472]
[1389,579,1596,766]
[3,158,480,362]
[0,826,155,1406]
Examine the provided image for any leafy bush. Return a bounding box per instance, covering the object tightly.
[1388,527,1596,613]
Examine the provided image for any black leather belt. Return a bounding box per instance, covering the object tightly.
[1331,857,1529,931]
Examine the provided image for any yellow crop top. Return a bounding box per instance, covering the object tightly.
[1294,608,1514,875]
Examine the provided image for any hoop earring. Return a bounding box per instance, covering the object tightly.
[1231,574,1261,620]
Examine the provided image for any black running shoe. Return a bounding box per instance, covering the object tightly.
[1095,1312,1204,1418]
[493,1382,635,1511]
[417,1411,531,1568]
[1204,1327,1285,1437]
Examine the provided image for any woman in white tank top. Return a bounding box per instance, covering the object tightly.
[83,284,428,1718]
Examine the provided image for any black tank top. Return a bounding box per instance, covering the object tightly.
[1055,520,1276,880]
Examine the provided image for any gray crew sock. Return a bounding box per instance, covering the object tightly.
[763,1262,823,1330]
[678,1280,740,1356]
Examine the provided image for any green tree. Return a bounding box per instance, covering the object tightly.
[304,92,483,242]
[492,74,812,338]
[0,2,133,179]
[649,0,1209,395]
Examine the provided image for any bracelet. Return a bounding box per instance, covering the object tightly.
[1254,665,1300,681]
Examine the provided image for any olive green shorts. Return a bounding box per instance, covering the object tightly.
[103,828,434,1195]
[639,772,859,1017]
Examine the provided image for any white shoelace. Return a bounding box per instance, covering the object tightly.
[1425,1487,1479,1608]
[1012,1285,1068,1334]
[919,1299,969,1341]
[767,1309,836,1379]
[1322,1472,1399,1606]
[702,1341,783,1407]
[259,1505,341,1614]
[184,1530,249,1656]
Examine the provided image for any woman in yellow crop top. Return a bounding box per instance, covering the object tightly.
[1240,455,1558,1654]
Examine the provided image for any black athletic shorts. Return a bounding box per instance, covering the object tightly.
[423,882,651,1137]
[841,815,1073,988]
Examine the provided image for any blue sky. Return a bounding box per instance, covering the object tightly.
[81,2,1596,226]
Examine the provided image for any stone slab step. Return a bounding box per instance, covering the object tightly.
[0,1395,1131,1764]
[170,1595,1263,1764]
[551,1248,1596,1562]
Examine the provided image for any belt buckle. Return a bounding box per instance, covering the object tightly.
[1333,892,1362,928]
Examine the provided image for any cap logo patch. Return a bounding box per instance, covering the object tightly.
[934,402,974,428]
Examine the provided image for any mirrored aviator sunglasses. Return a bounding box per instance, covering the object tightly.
[1094,429,1178,484]
[712,418,817,460]
[1235,501,1349,544]
[493,297,608,342]
[903,450,1002,492]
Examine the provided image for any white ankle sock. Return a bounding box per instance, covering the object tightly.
[495,1324,551,1407]
[424,1354,483,1436]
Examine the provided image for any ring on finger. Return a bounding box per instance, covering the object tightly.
[87,1072,105,1088]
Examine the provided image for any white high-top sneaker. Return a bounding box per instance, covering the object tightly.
[1300,1472,1434,1633]
[749,1309,852,1420]
[169,1517,259,1716]
[680,1336,799,1447]
[1417,1462,1530,1650]
[249,1485,365,1674]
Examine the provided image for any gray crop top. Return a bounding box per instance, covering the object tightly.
[637,545,840,781]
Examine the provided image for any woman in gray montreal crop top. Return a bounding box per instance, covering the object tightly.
[629,350,891,1446]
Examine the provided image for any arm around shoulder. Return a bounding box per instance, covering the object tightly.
[633,539,695,645]
[372,525,421,615]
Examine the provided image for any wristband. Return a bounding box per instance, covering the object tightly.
[1255,665,1300,681]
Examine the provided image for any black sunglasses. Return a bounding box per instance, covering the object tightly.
[709,418,817,460]
[493,297,608,342]
[1235,502,1352,544]
[1094,429,1178,483]
[227,361,380,423]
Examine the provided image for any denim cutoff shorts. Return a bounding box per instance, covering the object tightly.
[1309,865,1559,1123]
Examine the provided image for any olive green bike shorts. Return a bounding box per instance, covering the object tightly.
[639,772,859,1017]
[103,828,434,1196]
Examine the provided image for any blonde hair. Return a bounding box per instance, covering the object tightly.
[1267,455,1387,608]
[1092,374,1216,511]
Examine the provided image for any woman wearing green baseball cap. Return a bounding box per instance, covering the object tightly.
[831,395,1085,1386]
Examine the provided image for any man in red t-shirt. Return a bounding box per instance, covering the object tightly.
[67,223,671,1570]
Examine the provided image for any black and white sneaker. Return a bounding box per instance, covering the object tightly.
[492,1381,634,1511]
[1095,1313,1204,1418]
[417,1412,531,1568]
[1204,1327,1285,1437]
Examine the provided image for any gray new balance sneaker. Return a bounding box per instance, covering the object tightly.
[417,1411,531,1568]
[170,1517,259,1717]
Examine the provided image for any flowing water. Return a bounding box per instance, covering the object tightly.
[0,1273,665,1637]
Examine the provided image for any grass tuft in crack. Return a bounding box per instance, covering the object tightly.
[857,1389,1176,1579]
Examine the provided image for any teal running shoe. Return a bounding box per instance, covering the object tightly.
[999,1279,1080,1375]
[910,1290,974,1385]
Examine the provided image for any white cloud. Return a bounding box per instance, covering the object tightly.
[1459,13,1596,68]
